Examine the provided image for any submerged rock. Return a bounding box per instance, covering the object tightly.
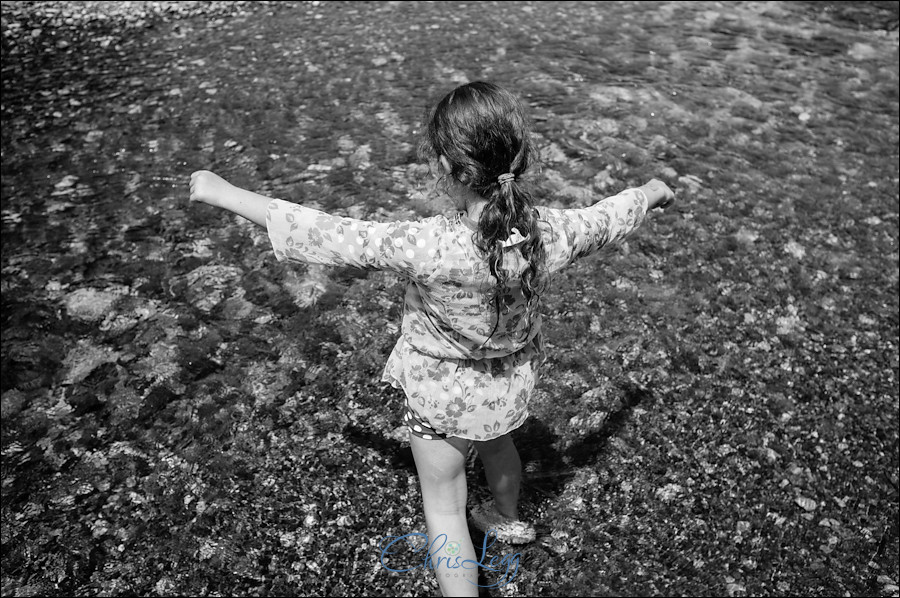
[63,287,122,322]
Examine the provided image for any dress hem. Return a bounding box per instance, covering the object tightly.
[381,372,530,442]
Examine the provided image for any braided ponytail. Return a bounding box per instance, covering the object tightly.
[477,171,546,313]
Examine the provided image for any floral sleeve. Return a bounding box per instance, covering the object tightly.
[539,188,649,273]
[265,198,443,279]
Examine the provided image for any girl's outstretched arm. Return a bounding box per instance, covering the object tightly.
[190,169,444,280]
[189,170,270,228]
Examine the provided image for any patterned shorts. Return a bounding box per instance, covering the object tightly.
[403,402,449,440]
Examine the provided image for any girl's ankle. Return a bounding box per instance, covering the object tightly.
[494,503,518,521]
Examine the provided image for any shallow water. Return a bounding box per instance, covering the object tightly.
[1,1,898,596]
[3,2,897,259]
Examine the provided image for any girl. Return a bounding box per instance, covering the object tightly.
[190,81,674,597]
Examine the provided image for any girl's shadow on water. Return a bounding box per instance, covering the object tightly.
[563,377,654,468]
[506,377,654,505]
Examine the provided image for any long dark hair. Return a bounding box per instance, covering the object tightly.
[419,81,548,325]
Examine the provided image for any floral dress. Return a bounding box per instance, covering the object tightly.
[266,187,648,441]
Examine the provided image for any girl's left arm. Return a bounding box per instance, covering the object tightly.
[190,170,270,228]
[541,179,673,273]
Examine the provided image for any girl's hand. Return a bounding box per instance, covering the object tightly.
[188,170,272,228]
[190,170,232,208]
[640,178,676,210]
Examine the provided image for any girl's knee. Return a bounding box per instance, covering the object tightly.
[410,434,470,490]
[418,464,466,488]
[418,467,468,518]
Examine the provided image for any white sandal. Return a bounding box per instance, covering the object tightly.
[469,500,536,545]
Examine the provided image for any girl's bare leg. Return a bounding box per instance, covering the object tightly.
[409,433,479,597]
[473,433,521,520]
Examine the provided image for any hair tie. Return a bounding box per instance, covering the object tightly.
[497,173,516,186]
